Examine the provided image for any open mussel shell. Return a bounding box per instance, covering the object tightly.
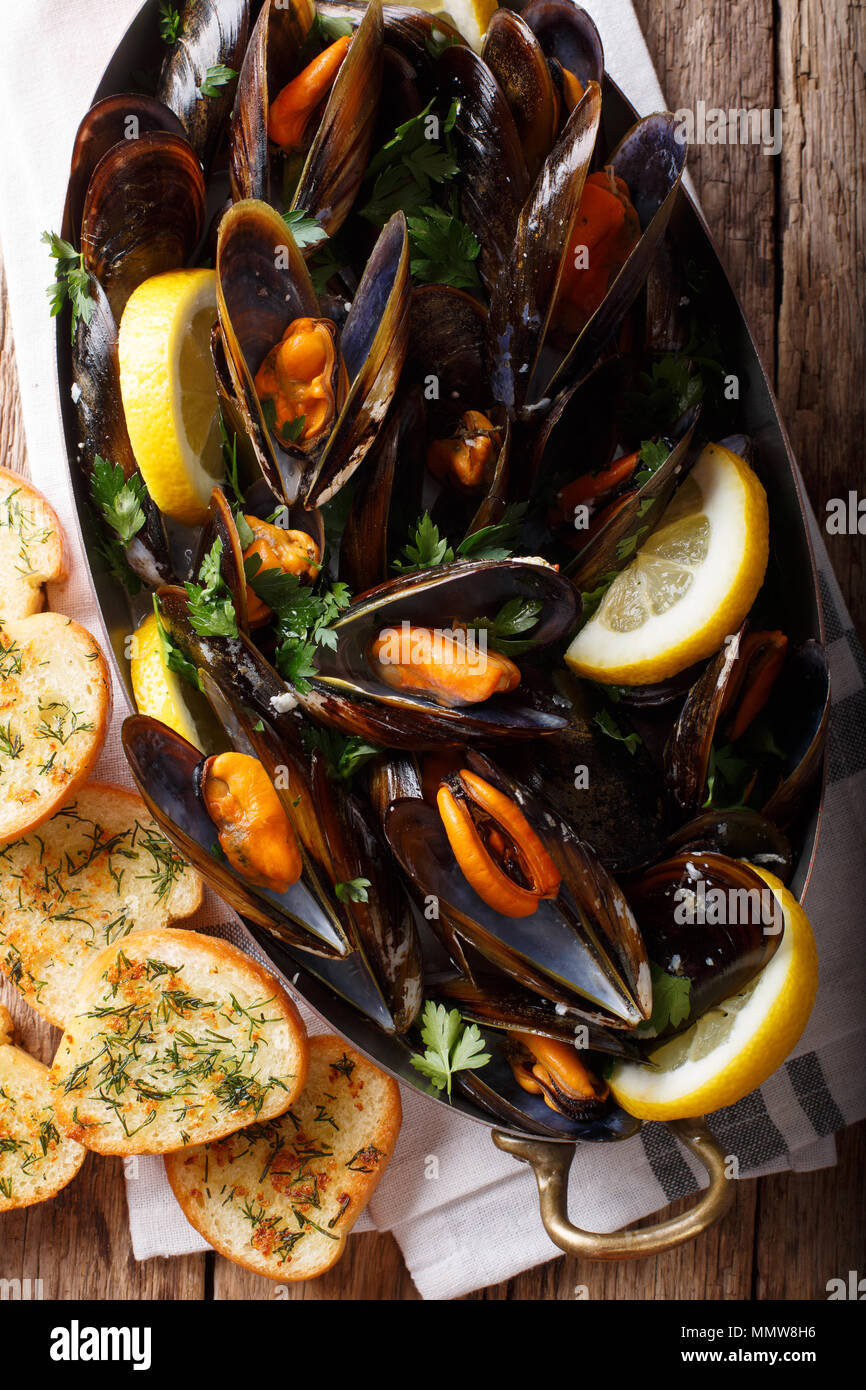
[438,974,646,1060]
[504,669,669,872]
[452,1029,640,1140]
[121,715,349,957]
[197,675,420,1033]
[384,746,649,1026]
[157,0,249,171]
[665,631,830,830]
[435,44,530,296]
[406,285,488,434]
[665,629,746,818]
[310,559,579,747]
[482,8,559,183]
[547,111,687,401]
[80,130,206,322]
[624,851,783,1037]
[486,80,601,416]
[521,0,605,94]
[307,209,410,505]
[62,94,187,247]
[230,0,315,202]
[216,197,409,506]
[310,753,423,1032]
[194,487,250,630]
[665,809,793,882]
[566,411,701,589]
[291,0,384,235]
[72,278,172,586]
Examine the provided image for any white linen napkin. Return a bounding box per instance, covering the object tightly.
[1,0,863,1301]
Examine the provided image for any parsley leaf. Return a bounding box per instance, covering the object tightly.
[622,355,705,439]
[282,208,328,250]
[335,878,371,904]
[409,1001,490,1099]
[392,512,455,573]
[198,63,237,98]
[90,456,146,544]
[635,963,692,1037]
[633,438,670,487]
[254,566,351,693]
[42,230,95,339]
[456,503,527,562]
[406,207,481,290]
[703,742,750,809]
[302,727,381,783]
[185,538,239,638]
[469,597,542,657]
[158,2,181,43]
[593,707,641,755]
[314,13,353,42]
[153,597,202,691]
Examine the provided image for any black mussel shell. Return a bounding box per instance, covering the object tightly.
[481,8,559,183]
[80,131,206,322]
[625,851,783,1036]
[665,809,793,882]
[157,0,249,170]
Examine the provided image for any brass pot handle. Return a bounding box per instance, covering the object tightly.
[492,1117,733,1260]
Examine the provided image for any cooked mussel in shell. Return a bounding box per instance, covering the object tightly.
[506,1031,609,1120]
[196,749,303,893]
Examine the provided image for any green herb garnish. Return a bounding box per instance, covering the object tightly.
[282,208,329,250]
[635,963,692,1037]
[158,2,181,43]
[42,230,95,339]
[334,878,371,905]
[91,456,146,544]
[469,597,542,657]
[185,538,239,638]
[198,64,237,98]
[592,707,641,755]
[409,1001,491,1099]
[302,727,381,783]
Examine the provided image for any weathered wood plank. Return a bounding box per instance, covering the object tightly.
[213,1231,419,1300]
[634,0,778,369]
[776,0,866,639]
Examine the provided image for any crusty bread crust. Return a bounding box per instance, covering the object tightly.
[50,928,308,1155]
[0,782,203,1026]
[0,468,66,620]
[0,613,111,841]
[165,1034,402,1281]
[0,1006,86,1211]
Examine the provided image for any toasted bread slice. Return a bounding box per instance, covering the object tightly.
[0,468,66,620]
[165,1034,401,1280]
[51,928,308,1155]
[0,783,203,1027]
[0,1004,86,1210]
[0,612,111,841]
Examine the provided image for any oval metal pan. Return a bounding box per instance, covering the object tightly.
[51,0,825,1145]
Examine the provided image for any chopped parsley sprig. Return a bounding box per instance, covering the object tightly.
[391,505,527,574]
[89,456,147,595]
[158,2,181,43]
[242,556,351,693]
[198,64,237,98]
[360,101,481,290]
[469,597,543,657]
[302,727,381,783]
[42,231,95,339]
[186,538,239,638]
[409,1001,490,1099]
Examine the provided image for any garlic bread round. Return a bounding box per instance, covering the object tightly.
[0,783,203,1026]
[0,468,66,620]
[50,928,308,1154]
[0,1005,86,1210]
[0,612,111,840]
[165,1034,401,1281]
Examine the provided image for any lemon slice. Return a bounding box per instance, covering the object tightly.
[130,612,206,753]
[565,443,769,685]
[608,870,818,1120]
[406,0,497,52]
[118,269,223,525]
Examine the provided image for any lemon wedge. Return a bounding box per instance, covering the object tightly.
[608,870,818,1120]
[130,612,205,753]
[565,443,769,685]
[407,0,497,52]
[118,269,223,525]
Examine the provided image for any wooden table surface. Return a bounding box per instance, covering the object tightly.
[1,0,864,1301]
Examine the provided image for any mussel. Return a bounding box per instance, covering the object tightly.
[384,747,651,1026]
[157,0,250,171]
[215,196,409,506]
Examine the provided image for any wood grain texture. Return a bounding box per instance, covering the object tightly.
[775,0,866,639]
[0,0,864,1300]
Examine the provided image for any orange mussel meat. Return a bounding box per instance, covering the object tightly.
[268,36,352,152]
[200,751,302,894]
[369,625,520,708]
[242,516,321,626]
[426,410,501,494]
[254,316,348,450]
[437,769,561,918]
[555,167,641,335]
